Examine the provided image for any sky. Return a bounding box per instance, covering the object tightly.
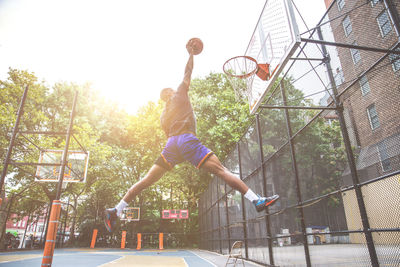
[0,0,327,114]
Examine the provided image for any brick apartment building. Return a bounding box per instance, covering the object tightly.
[5,205,71,248]
[323,0,400,244]
[5,207,48,248]
[324,0,400,184]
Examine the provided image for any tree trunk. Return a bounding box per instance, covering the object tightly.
[43,197,54,245]
[68,196,78,243]
[0,189,8,249]
[20,211,31,249]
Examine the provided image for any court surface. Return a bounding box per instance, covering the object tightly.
[0,248,263,267]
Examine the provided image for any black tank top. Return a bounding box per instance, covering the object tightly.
[160,83,196,137]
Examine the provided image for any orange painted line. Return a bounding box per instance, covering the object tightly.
[197,151,213,169]
[90,229,98,249]
[160,154,173,169]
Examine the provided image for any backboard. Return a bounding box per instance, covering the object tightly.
[35,150,89,183]
[121,207,140,222]
[245,0,300,114]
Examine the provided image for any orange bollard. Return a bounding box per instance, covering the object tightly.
[159,233,164,250]
[90,229,98,249]
[136,233,141,250]
[121,231,126,249]
[41,200,62,267]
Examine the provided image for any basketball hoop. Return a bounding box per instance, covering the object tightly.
[120,207,140,222]
[223,56,280,103]
[223,56,260,102]
[222,0,300,114]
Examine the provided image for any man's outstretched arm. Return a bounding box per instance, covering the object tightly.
[179,52,194,92]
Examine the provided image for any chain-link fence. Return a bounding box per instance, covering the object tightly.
[199,0,400,266]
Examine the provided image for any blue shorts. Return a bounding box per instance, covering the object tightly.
[157,133,213,170]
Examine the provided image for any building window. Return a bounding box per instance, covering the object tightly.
[359,75,370,95]
[377,141,391,172]
[377,10,392,37]
[389,48,400,72]
[335,68,344,86]
[342,15,352,37]
[371,0,380,6]
[337,0,345,11]
[367,104,380,130]
[350,43,361,64]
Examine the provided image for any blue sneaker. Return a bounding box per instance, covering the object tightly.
[253,195,280,212]
[104,208,118,233]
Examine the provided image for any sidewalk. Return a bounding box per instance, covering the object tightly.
[192,249,264,267]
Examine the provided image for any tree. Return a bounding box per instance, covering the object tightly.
[1,68,254,248]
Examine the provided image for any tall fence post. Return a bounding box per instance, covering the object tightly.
[317,26,379,267]
[280,82,312,267]
[224,183,231,251]
[383,0,400,37]
[237,143,249,259]
[216,178,223,254]
[255,114,275,266]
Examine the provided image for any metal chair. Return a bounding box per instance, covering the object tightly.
[225,240,245,267]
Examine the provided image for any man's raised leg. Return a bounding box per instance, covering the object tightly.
[201,154,279,212]
[104,164,167,232]
[122,164,167,203]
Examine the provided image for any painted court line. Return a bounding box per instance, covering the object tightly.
[0,254,42,263]
[97,256,124,267]
[188,251,217,267]
[98,255,187,266]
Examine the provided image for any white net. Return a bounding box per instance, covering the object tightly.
[225,74,255,103]
[223,56,258,102]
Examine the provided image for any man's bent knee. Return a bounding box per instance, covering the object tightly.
[201,155,226,175]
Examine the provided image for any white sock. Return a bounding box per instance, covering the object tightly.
[244,189,259,202]
[115,199,128,217]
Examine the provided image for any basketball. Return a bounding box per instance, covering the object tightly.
[186,38,203,55]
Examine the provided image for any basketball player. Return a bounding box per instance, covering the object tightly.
[104,39,279,232]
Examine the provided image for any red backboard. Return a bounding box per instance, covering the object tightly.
[162,209,188,219]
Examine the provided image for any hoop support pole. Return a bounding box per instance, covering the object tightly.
[90,229,98,249]
[136,233,142,250]
[159,233,164,250]
[41,200,62,267]
[121,231,126,249]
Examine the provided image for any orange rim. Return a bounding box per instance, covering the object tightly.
[223,56,258,79]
